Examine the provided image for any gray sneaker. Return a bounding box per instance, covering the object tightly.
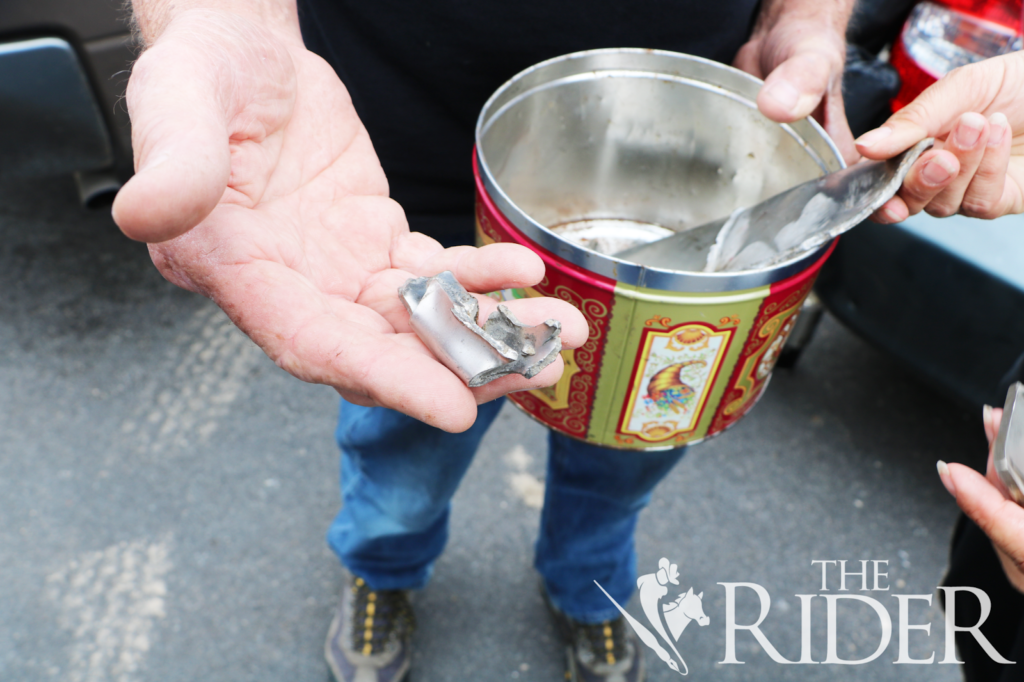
[325,576,415,682]
[547,597,645,682]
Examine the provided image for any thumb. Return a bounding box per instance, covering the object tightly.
[947,461,1024,569]
[856,60,1002,160]
[757,49,834,123]
[112,42,231,243]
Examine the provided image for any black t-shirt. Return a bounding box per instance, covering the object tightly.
[298,0,761,240]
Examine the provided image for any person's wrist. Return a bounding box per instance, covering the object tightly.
[752,0,853,38]
[132,1,301,48]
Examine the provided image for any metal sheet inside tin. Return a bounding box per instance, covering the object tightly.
[475,48,845,293]
[550,219,673,255]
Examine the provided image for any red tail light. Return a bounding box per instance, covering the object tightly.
[889,0,1022,111]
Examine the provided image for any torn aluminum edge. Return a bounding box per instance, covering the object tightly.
[995,381,1024,504]
[732,138,935,272]
[399,271,562,388]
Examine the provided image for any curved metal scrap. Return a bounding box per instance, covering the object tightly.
[399,271,562,387]
[616,139,935,273]
[995,382,1024,504]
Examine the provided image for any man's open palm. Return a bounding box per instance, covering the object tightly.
[113,10,586,432]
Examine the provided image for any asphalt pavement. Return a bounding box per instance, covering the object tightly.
[0,174,985,681]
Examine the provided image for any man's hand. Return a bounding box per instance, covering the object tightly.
[734,0,857,164]
[938,407,1024,593]
[114,5,587,433]
[856,52,1024,223]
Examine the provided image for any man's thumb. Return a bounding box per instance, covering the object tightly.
[757,50,833,123]
[112,46,231,243]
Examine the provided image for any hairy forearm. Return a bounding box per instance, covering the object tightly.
[753,0,856,35]
[130,0,300,46]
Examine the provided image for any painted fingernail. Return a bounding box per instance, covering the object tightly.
[855,127,893,149]
[937,460,957,497]
[987,113,1009,147]
[922,158,954,186]
[761,80,801,114]
[953,114,985,149]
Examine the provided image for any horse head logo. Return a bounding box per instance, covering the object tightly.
[664,586,710,640]
[594,557,709,675]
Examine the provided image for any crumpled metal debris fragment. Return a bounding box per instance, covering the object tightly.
[399,271,562,387]
[995,382,1024,504]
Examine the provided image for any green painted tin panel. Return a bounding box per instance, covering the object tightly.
[586,281,770,448]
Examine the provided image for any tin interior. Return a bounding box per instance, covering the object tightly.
[476,49,846,293]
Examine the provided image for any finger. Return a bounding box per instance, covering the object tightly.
[732,39,765,79]
[946,462,1024,572]
[475,295,590,349]
[201,257,482,432]
[821,79,859,165]
[331,327,483,433]
[336,389,380,408]
[391,238,546,292]
[894,149,960,216]
[357,270,588,346]
[757,49,835,122]
[824,105,859,166]
[870,196,910,224]
[112,42,232,243]
[376,296,575,407]
[349,273,586,400]
[960,113,1014,219]
[289,316,482,433]
[387,328,570,402]
[923,113,990,217]
[856,58,1009,160]
[469,354,566,403]
[985,405,1005,448]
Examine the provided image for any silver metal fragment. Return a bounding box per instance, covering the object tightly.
[615,138,935,273]
[399,271,562,387]
[995,382,1024,504]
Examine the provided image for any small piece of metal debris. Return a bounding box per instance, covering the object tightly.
[995,382,1024,504]
[399,271,562,387]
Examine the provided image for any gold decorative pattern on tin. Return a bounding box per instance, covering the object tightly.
[644,315,673,328]
[666,328,709,351]
[718,315,741,327]
[476,211,501,244]
[532,349,582,411]
[641,421,680,439]
[712,279,814,428]
[756,315,798,381]
[517,285,609,437]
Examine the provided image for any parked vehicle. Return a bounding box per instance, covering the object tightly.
[889,0,1023,110]
[0,0,134,204]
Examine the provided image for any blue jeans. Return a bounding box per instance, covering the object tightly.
[327,397,687,623]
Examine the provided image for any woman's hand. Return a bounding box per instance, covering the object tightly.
[938,406,1024,593]
[856,52,1024,223]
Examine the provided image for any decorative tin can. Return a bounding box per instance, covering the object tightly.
[474,49,845,450]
